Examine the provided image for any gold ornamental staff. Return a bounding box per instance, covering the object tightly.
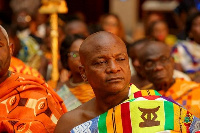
[39,0,68,88]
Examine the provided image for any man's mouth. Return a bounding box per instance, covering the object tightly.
[153,72,167,79]
[107,77,124,82]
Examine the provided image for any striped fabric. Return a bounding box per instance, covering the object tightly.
[70,85,200,133]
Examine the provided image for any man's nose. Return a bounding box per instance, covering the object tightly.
[106,60,120,73]
[153,61,164,71]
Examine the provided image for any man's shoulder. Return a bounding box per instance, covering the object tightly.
[175,78,200,88]
[55,98,96,133]
[55,104,89,132]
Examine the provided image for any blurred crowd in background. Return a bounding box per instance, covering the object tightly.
[0,0,200,110]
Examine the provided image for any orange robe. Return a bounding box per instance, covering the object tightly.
[0,72,67,133]
[9,57,43,79]
[69,83,95,103]
[159,78,200,118]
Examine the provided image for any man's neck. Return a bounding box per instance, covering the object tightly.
[154,78,175,92]
[0,71,10,84]
[95,88,129,114]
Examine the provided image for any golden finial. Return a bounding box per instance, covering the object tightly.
[39,0,68,14]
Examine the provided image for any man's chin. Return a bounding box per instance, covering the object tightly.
[154,80,170,90]
[106,83,129,94]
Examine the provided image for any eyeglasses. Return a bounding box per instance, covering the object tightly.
[144,56,171,70]
[68,51,79,58]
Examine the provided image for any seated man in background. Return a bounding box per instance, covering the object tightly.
[128,38,191,90]
[138,40,200,118]
[54,31,200,133]
[0,25,67,132]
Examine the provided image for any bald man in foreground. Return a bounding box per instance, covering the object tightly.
[55,31,200,133]
[0,25,66,132]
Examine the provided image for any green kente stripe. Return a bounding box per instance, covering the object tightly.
[98,111,108,133]
[155,90,162,96]
[164,101,174,130]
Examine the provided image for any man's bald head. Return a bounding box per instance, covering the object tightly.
[79,31,126,65]
[138,41,171,64]
[0,25,9,45]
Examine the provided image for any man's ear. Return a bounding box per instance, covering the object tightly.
[79,65,88,82]
[9,43,14,56]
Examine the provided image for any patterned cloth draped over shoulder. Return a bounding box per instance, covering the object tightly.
[0,72,67,133]
[9,56,43,79]
[70,84,200,133]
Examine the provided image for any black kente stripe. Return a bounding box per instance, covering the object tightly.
[112,107,117,133]
[179,107,182,133]
[147,90,151,96]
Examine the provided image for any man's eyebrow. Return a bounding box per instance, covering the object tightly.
[115,53,126,56]
[96,56,107,59]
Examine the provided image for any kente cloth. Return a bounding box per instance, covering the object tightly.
[70,84,200,133]
[69,83,95,104]
[9,56,43,79]
[171,40,200,73]
[0,72,67,133]
[159,78,200,118]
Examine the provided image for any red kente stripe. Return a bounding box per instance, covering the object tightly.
[134,91,142,98]
[121,102,132,133]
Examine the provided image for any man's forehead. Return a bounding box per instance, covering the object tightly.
[139,41,169,59]
[80,31,126,65]
[85,41,126,56]
[144,41,168,52]
[80,31,124,53]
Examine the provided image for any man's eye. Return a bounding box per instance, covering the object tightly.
[145,61,153,68]
[116,58,125,61]
[95,61,107,65]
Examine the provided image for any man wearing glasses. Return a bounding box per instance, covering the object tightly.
[138,40,200,118]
